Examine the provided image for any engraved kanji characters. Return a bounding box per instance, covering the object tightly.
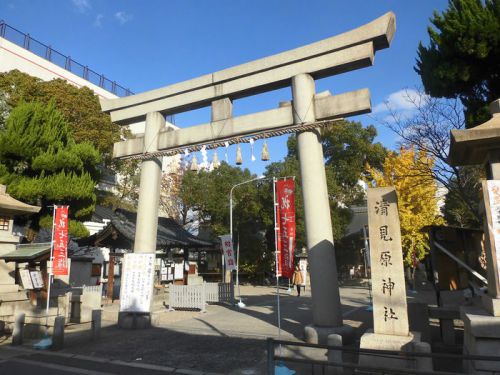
[380,251,392,267]
[382,277,395,296]
[384,306,398,321]
[379,225,392,241]
[375,199,390,216]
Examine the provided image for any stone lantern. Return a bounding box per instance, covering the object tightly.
[0,185,40,288]
[448,99,500,372]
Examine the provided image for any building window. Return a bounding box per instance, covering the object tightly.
[91,264,102,277]
[0,216,9,231]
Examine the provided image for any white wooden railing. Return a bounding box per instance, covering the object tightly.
[205,282,234,304]
[167,282,234,312]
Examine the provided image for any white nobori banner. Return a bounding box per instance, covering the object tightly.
[220,235,236,271]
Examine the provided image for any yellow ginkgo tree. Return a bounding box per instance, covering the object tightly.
[366,147,444,275]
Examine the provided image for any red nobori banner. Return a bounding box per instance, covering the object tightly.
[52,206,69,276]
[275,179,295,279]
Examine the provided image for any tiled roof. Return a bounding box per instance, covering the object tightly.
[0,243,51,262]
[79,206,214,249]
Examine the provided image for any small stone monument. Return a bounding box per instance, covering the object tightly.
[359,187,427,370]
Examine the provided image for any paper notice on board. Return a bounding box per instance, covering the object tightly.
[119,253,155,313]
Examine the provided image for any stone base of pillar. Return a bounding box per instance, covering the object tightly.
[481,294,500,317]
[118,312,151,329]
[358,330,430,372]
[304,324,355,345]
[462,306,500,374]
[300,325,354,374]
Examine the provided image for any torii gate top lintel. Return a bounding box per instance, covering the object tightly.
[100,12,395,126]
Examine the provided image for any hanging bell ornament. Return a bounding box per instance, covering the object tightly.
[190,154,198,171]
[236,144,243,165]
[213,150,220,168]
[261,141,270,161]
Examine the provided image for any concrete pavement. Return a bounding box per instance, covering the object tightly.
[0,283,386,374]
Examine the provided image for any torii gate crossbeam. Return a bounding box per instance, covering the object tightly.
[101,12,396,343]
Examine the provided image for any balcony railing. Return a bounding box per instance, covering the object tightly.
[0,20,133,97]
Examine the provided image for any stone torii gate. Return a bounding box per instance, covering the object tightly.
[100,13,396,341]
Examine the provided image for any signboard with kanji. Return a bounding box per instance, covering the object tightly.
[52,206,69,276]
[220,234,236,271]
[30,270,44,289]
[275,178,296,279]
[368,187,409,336]
[19,269,34,290]
[119,253,155,313]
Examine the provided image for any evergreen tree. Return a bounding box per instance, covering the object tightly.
[0,70,121,159]
[0,101,101,236]
[416,0,500,126]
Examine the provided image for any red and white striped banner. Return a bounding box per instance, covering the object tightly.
[275,179,295,279]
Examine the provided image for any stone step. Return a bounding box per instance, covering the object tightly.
[0,284,20,293]
[0,290,28,302]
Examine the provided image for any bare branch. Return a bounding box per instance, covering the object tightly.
[372,88,481,224]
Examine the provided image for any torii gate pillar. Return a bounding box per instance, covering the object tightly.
[293,74,353,343]
[118,111,164,329]
[133,111,165,253]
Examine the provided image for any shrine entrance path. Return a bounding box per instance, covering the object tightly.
[1,284,436,374]
[62,284,376,374]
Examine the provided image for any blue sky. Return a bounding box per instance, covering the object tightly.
[1,0,448,175]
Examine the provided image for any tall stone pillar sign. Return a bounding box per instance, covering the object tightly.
[359,187,426,369]
[367,187,408,336]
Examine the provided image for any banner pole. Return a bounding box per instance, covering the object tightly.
[273,177,282,342]
[45,205,56,328]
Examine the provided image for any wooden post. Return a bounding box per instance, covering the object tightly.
[107,251,115,301]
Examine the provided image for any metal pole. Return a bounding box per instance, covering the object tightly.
[362,249,368,278]
[230,176,266,308]
[273,177,282,341]
[222,252,225,283]
[45,205,56,328]
[230,185,236,304]
[362,225,370,277]
[362,225,373,311]
[236,233,243,307]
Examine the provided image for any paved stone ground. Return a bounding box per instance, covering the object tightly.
[0,281,454,374]
[58,284,373,374]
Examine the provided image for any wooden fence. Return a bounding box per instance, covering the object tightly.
[205,282,234,304]
[167,282,234,312]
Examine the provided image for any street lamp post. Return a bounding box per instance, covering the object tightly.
[230,175,266,308]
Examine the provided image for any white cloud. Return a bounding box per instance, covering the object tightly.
[115,11,133,25]
[373,89,429,114]
[94,14,104,28]
[72,0,91,13]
